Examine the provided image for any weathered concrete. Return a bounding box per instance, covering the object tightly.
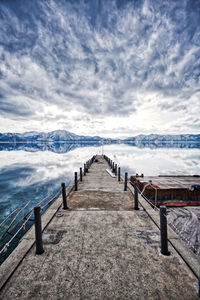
[0,155,199,299]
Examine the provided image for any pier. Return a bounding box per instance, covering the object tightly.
[0,155,199,299]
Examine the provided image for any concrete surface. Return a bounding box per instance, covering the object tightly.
[0,155,199,299]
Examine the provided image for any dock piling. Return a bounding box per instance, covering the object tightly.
[112,162,115,173]
[34,206,44,255]
[160,206,170,256]
[80,167,82,182]
[118,167,121,181]
[124,172,128,191]
[61,182,68,209]
[134,182,139,210]
[115,164,117,176]
[75,172,78,191]
[84,164,86,175]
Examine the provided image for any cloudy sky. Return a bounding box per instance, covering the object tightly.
[0,0,199,138]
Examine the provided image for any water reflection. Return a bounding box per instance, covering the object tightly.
[0,142,199,263]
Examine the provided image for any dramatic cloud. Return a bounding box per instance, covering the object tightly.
[0,0,199,137]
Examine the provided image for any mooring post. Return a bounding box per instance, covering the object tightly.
[115,164,117,176]
[112,162,115,173]
[134,182,139,210]
[75,172,78,191]
[118,167,121,181]
[84,164,86,175]
[124,172,128,191]
[61,182,68,209]
[34,206,44,255]
[160,206,170,255]
[80,167,82,182]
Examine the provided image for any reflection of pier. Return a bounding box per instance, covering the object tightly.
[0,156,199,298]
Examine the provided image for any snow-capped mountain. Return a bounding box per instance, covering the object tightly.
[0,131,199,146]
[0,130,110,143]
[124,134,200,144]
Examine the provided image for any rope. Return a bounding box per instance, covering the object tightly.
[0,208,20,228]
[0,199,31,228]
[5,200,32,233]
[134,184,160,212]
[41,189,61,210]
[0,187,61,256]
[24,189,61,219]
[0,213,33,255]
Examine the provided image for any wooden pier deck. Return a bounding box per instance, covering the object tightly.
[0,155,199,299]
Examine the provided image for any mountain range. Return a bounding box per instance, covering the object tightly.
[0,131,199,145]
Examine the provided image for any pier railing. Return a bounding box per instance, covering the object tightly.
[0,155,97,260]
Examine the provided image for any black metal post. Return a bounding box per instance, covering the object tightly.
[198,277,200,297]
[84,164,86,175]
[160,206,170,255]
[134,182,139,210]
[112,162,115,172]
[34,206,44,255]
[61,182,68,209]
[115,164,117,176]
[118,167,121,181]
[80,167,82,182]
[75,172,78,191]
[124,172,128,191]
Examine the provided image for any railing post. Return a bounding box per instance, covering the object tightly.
[115,164,117,176]
[160,206,170,255]
[61,182,68,209]
[34,206,44,255]
[75,172,78,191]
[80,167,82,182]
[134,182,139,210]
[84,164,86,175]
[124,172,128,191]
[112,162,115,173]
[118,167,121,181]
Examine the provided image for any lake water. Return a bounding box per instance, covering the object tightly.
[0,142,200,262]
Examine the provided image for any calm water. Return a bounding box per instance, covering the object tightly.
[0,142,200,262]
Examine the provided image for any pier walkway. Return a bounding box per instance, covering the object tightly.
[0,155,199,299]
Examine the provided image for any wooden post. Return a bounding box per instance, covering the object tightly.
[80,167,82,182]
[75,172,78,191]
[61,182,68,209]
[112,162,115,173]
[124,172,128,191]
[160,206,170,255]
[134,182,139,210]
[34,206,44,255]
[115,164,117,176]
[118,167,121,181]
[84,164,86,175]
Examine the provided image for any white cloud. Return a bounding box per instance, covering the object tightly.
[0,0,199,137]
